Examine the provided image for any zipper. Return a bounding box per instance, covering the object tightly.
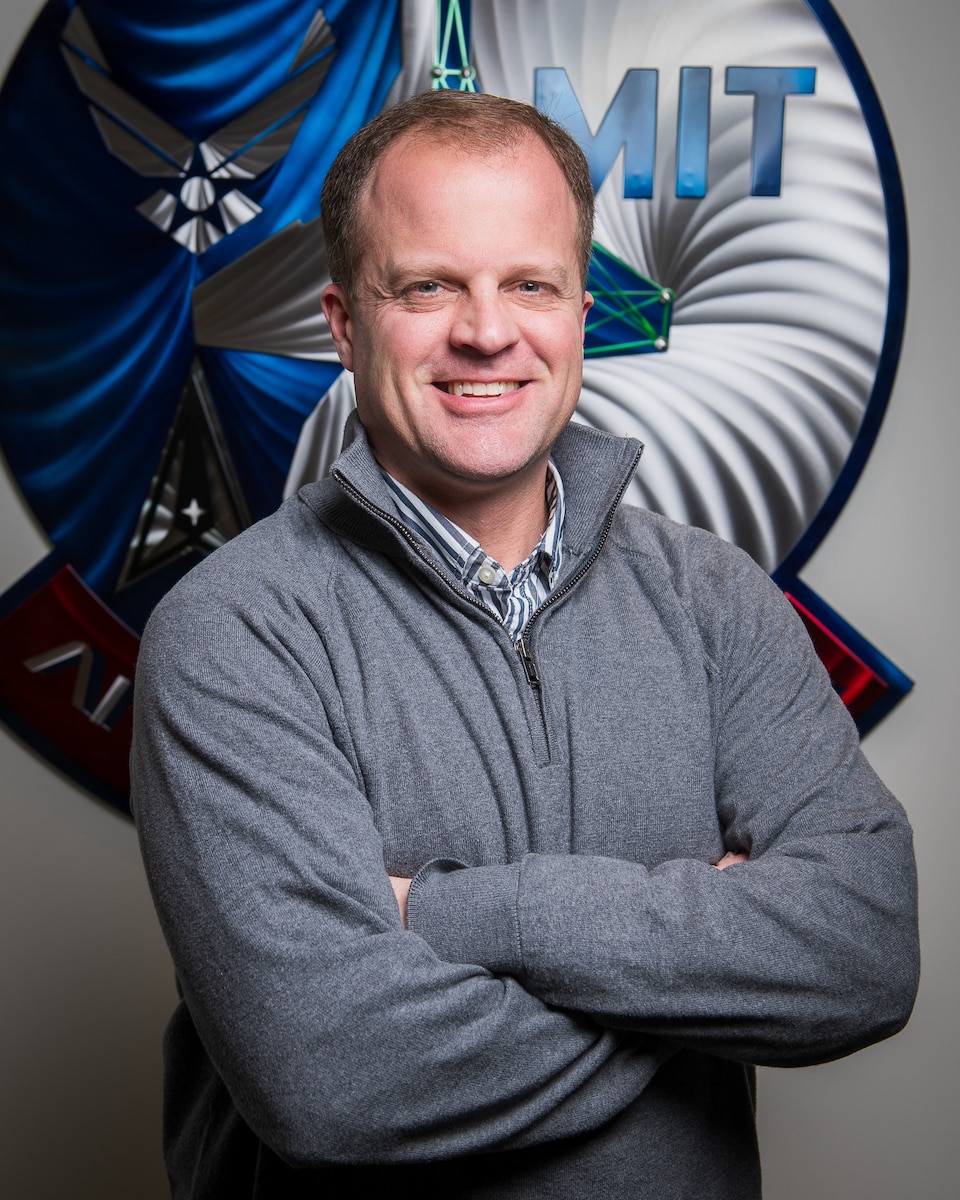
[516,636,541,687]
[334,446,641,753]
[505,448,640,746]
[512,445,642,675]
[332,470,507,631]
[334,468,554,753]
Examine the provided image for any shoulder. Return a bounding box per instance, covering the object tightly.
[610,502,774,601]
[141,486,342,653]
[607,503,808,672]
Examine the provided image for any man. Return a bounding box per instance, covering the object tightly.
[131,90,919,1199]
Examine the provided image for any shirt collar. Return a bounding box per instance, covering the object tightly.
[380,462,566,593]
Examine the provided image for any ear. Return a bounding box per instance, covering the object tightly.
[321,283,355,372]
[581,290,594,344]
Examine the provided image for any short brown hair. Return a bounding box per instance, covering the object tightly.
[320,90,595,293]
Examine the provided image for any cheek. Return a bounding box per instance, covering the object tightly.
[528,305,588,346]
[379,324,450,387]
[539,322,589,376]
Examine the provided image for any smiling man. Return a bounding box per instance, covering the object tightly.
[320,123,591,574]
[131,91,918,1200]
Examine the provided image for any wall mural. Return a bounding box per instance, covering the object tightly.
[0,0,912,812]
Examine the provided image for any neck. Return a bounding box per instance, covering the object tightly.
[438,484,550,573]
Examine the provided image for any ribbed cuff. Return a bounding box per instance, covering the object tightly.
[406,858,524,977]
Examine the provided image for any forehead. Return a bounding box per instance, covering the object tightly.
[356,132,579,273]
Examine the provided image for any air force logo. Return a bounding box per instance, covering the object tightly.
[0,0,911,811]
[60,6,337,253]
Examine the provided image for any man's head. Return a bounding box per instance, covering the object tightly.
[320,91,594,528]
[321,90,595,295]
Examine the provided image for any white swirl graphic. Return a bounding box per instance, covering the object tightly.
[285,0,890,572]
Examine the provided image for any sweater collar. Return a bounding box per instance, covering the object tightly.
[325,409,643,568]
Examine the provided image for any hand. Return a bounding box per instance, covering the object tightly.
[390,876,411,927]
[714,851,749,870]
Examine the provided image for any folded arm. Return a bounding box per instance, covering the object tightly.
[131,583,670,1169]
[404,560,919,1066]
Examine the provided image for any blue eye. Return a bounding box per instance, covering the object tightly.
[518,281,542,293]
[415,281,439,294]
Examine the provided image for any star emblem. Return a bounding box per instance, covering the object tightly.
[180,498,206,528]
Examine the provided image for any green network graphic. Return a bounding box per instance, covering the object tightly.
[429,4,673,357]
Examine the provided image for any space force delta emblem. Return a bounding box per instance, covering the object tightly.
[0,0,912,813]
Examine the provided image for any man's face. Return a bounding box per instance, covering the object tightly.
[321,133,592,509]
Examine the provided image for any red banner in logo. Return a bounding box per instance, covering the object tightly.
[0,565,138,804]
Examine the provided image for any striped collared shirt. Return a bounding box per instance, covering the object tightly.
[380,464,565,641]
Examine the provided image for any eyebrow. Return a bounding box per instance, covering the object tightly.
[382,260,578,291]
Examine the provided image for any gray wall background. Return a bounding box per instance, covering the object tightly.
[1,1,956,1195]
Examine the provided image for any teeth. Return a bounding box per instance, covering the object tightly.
[449,381,519,396]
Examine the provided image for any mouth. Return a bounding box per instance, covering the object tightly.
[439,381,522,396]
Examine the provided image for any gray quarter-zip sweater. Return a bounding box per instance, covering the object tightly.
[131,415,918,1199]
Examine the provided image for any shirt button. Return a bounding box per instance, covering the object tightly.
[478,564,497,585]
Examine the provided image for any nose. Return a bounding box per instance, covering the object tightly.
[449,285,520,355]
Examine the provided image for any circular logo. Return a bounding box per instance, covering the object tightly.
[0,0,909,808]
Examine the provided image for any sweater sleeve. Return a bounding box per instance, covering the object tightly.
[406,545,920,1067]
[130,571,671,1170]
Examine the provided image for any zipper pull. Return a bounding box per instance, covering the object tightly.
[516,636,541,688]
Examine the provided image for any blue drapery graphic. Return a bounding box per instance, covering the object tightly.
[0,0,401,629]
[0,1,914,767]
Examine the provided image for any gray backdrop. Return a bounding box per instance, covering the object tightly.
[1,1,955,1196]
